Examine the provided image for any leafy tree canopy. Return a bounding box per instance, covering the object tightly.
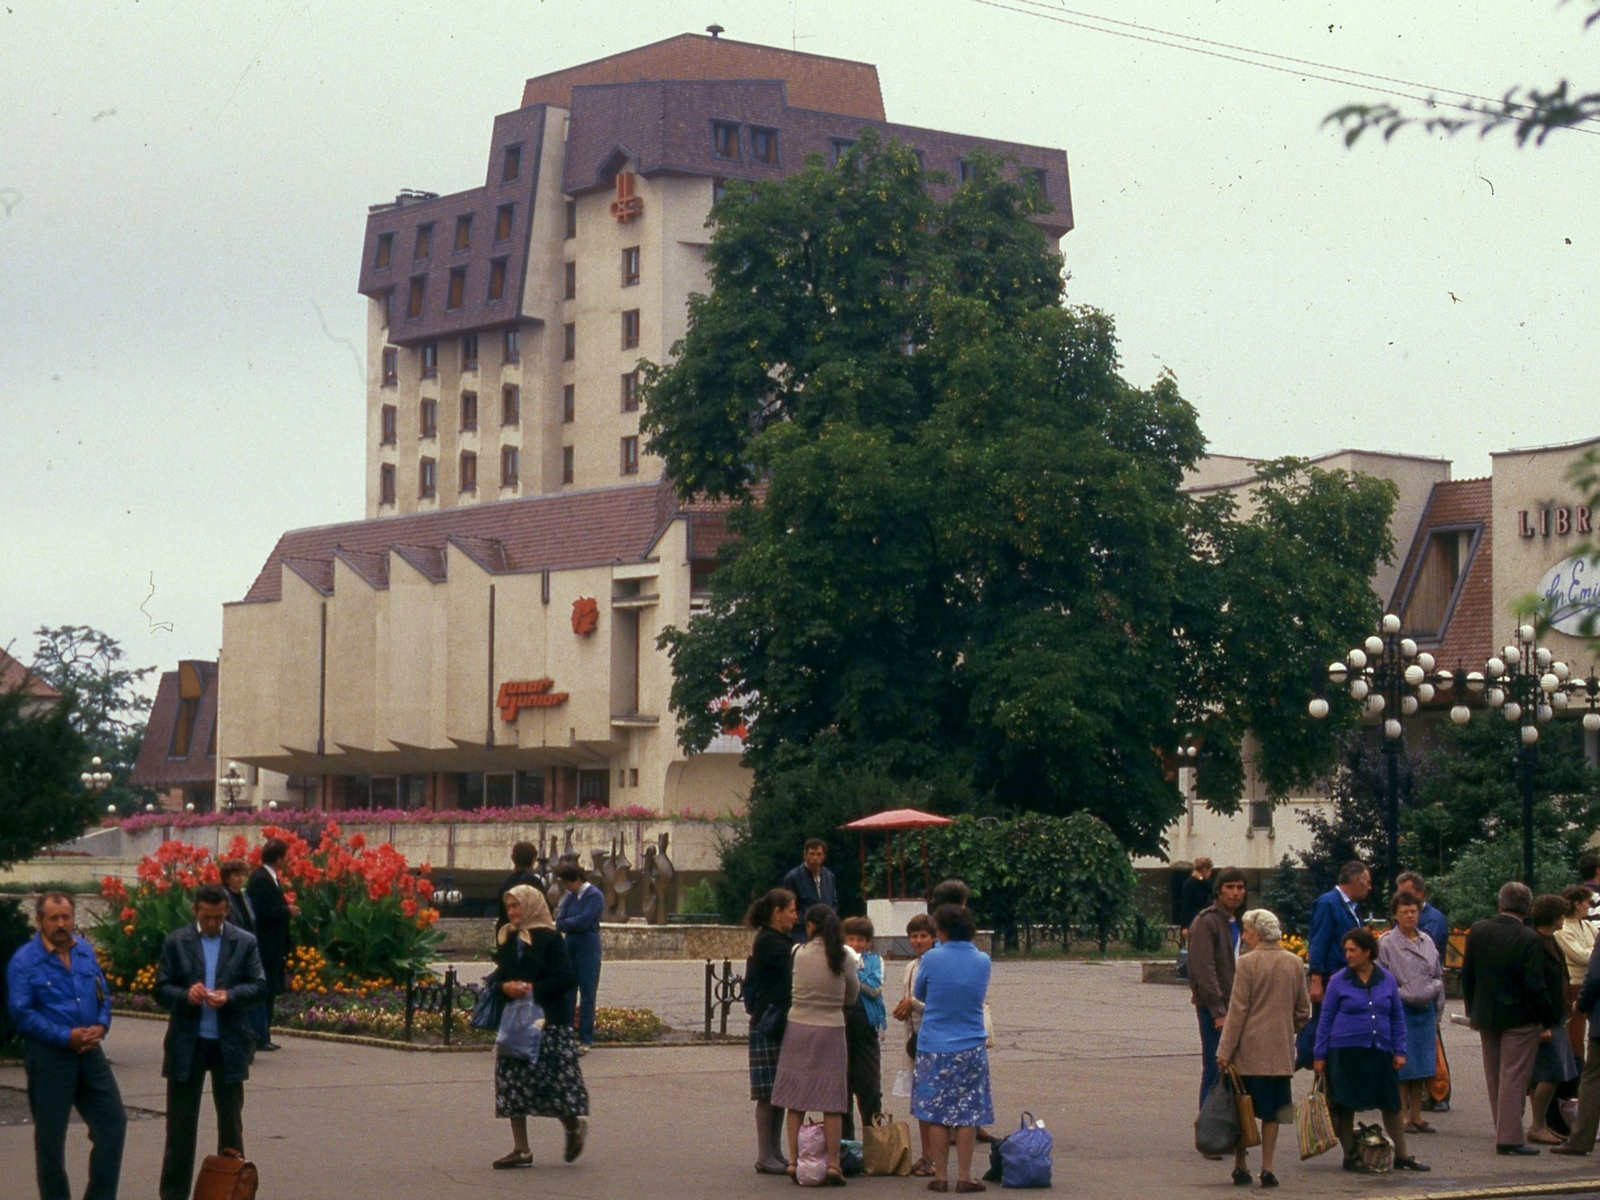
[1326,3,1600,146]
[0,686,96,869]
[644,135,1396,869]
[30,625,155,815]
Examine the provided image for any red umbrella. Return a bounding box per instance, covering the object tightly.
[840,809,953,902]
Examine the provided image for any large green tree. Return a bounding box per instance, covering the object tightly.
[30,625,155,816]
[643,137,1394,884]
[0,685,96,869]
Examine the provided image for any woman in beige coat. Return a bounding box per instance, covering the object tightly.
[1217,909,1312,1188]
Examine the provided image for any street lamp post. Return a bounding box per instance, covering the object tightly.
[1309,613,1465,897]
[219,763,246,814]
[80,756,113,796]
[1480,624,1573,885]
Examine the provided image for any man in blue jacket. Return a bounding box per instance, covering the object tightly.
[555,862,604,1050]
[1297,861,1371,1068]
[782,839,839,942]
[7,891,126,1200]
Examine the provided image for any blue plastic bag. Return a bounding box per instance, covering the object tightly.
[998,1111,1052,1188]
[495,996,545,1061]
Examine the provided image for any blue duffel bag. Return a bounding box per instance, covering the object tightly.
[998,1111,1052,1188]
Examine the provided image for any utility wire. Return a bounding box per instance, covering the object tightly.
[965,0,1600,135]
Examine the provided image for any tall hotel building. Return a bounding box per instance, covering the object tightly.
[217,34,1074,814]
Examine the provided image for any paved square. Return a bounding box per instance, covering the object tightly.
[5,960,1600,1197]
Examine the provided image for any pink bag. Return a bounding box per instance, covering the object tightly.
[797,1119,828,1186]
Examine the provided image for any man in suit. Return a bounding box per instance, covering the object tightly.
[1187,866,1247,1110]
[155,884,267,1200]
[781,839,839,942]
[1297,860,1371,1068]
[555,862,605,1050]
[245,837,297,1051]
[497,840,544,929]
[7,891,126,1200]
[1462,881,1553,1155]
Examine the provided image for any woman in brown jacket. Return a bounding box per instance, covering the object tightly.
[1217,909,1312,1188]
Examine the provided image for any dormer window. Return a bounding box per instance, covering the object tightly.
[713,122,740,160]
[751,127,779,165]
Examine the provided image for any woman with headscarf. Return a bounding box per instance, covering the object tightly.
[491,884,590,1170]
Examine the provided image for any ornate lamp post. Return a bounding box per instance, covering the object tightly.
[1480,624,1572,885]
[433,872,464,908]
[80,756,112,796]
[1309,613,1465,895]
[219,762,247,814]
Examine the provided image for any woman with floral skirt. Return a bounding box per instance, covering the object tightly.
[492,884,589,1170]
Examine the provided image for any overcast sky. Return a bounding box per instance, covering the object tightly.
[4,0,1597,692]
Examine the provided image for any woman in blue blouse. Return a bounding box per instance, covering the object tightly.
[912,904,993,1193]
[1313,927,1429,1174]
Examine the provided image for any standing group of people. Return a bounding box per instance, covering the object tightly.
[746,849,996,1192]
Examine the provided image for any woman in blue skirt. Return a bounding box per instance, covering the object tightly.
[1377,890,1444,1136]
[913,903,993,1193]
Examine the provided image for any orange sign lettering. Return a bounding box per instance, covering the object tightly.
[571,596,599,636]
[497,679,570,721]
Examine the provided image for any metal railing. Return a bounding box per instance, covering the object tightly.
[703,958,743,1037]
[403,965,481,1045]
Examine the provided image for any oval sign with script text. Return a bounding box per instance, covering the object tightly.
[1537,554,1600,636]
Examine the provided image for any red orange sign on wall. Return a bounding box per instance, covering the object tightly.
[497,679,570,721]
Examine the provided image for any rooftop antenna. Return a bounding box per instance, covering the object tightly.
[706,24,724,40]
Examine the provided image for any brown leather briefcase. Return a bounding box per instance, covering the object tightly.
[192,1148,258,1200]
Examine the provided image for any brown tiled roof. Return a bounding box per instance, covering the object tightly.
[520,34,886,121]
[129,662,217,789]
[561,79,1073,238]
[238,480,704,603]
[0,646,61,700]
[1388,477,1495,669]
[357,106,548,347]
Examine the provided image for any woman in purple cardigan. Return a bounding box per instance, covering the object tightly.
[1313,928,1430,1174]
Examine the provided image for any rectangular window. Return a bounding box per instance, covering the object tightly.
[503,327,519,362]
[460,390,477,431]
[420,398,437,438]
[1402,530,1474,637]
[414,223,433,259]
[380,404,397,444]
[562,446,574,484]
[620,370,639,412]
[958,159,975,183]
[380,463,396,505]
[501,384,520,425]
[621,246,639,287]
[564,260,577,300]
[751,127,778,165]
[502,144,521,182]
[620,435,639,476]
[419,457,437,498]
[459,450,477,493]
[830,138,855,166]
[454,214,472,252]
[564,322,575,361]
[1031,167,1049,199]
[461,334,478,371]
[381,288,394,328]
[382,346,398,385]
[495,203,515,241]
[501,445,519,488]
[488,257,508,301]
[621,309,640,349]
[375,233,394,270]
[713,121,740,160]
[712,177,727,204]
[565,199,577,239]
[407,276,426,319]
[446,266,466,310]
[420,342,438,377]
[562,384,575,423]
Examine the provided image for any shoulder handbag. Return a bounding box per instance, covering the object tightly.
[191,1147,258,1200]
[1227,1066,1261,1149]
[861,1111,912,1176]
[752,1003,786,1039]
[1296,1075,1339,1160]
[470,968,505,1031]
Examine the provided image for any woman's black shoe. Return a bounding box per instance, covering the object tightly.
[1231,1168,1252,1186]
[1394,1157,1431,1172]
[1259,1171,1278,1188]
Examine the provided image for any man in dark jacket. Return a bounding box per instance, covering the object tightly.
[781,839,838,942]
[245,837,296,1051]
[497,841,544,929]
[554,862,605,1048]
[1462,881,1552,1155]
[1187,866,1246,1110]
[1177,858,1214,946]
[155,884,267,1200]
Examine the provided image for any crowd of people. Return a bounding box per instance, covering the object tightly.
[1185,852,1600,1187]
